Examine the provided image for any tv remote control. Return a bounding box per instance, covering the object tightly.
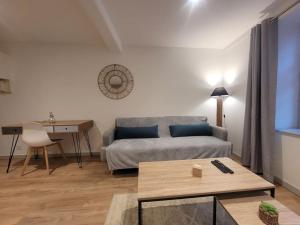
[211,160,234,174]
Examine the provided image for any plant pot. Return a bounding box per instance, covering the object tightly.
[259,207,279,225]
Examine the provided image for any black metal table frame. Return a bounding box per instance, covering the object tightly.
[6,134,20,173]
[5,131,93,172]
[137,188,275,225]
[71,132,83,168]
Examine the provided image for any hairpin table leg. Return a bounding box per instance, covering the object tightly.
[76,132,82,168]
[83,130,93,157]
[6,134,20,173]
[71,133,82,168]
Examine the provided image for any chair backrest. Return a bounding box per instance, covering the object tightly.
[22,122,53,147]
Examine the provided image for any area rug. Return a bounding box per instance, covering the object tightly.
[104,193,235,225]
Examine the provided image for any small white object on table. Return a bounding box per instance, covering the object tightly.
[192,164,202,177]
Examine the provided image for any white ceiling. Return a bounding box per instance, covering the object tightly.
[0,0,277,50]
[0,0,104,45]
[103,0,275,49]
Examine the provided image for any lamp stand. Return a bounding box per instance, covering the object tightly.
[216,97,223,127]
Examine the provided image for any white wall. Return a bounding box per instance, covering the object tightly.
[0,48,16,93]
[0,52,7,77]
[0,44,226,156]
[274,133,300,192]
[0,51,12,79]
[222,32,250,156]
[0,33,252,158]
[0,42,250,157]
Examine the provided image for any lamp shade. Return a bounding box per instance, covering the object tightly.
[211,87,229,97]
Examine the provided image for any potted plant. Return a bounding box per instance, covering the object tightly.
[259,201,279,225]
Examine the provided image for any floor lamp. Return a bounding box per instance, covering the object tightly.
[211,87,229,127]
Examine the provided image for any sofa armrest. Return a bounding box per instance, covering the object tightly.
[103,127,115,147]
[211,126,228,141]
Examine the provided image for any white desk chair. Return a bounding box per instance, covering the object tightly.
[21,122,67,176]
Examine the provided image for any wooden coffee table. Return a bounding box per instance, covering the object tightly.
[137,158,275,225]
[219,194,300,225]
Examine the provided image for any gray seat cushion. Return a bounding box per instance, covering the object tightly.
[106,136,232,170]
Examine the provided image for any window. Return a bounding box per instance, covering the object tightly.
[275,9,300,133]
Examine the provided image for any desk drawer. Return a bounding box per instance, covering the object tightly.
[54,126,78,133]
[2,126,23,135]
[44,126,54,133]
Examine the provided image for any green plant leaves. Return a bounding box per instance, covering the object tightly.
[259,201,279,215]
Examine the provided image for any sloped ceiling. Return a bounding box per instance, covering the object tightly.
[0,0,104,45]
[0,0,278,50]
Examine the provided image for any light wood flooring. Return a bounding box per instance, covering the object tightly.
[0,156,299,225]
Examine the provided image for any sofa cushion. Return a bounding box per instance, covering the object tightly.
[106,136,232,170]
[116,116,208,137]
[115,125,159,140]
[169,124,213,137]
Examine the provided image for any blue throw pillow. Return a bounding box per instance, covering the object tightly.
[115,125,159,140]
[169,124,213,137]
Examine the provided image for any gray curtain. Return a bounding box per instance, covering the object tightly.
[241,18,278,182]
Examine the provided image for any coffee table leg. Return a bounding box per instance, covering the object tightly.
[138,200,142,225]
[213,196,217,225]
[271,188,275,198]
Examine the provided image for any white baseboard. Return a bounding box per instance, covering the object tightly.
[274,176,300,197]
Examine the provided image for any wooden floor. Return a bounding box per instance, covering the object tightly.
[0,156,299,225]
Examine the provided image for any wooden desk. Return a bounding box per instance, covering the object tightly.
[137,158,275,225]
[219,194,300,224]
[1,120,94,172]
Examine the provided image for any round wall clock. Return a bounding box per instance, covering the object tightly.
[98,64,134,100]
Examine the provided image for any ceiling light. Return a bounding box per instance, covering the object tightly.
[188,0,200,5]
[184,0,205,19]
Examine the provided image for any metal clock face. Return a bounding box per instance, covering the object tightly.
[98,64,134,100]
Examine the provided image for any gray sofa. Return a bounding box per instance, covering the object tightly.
[101,116,232,171]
